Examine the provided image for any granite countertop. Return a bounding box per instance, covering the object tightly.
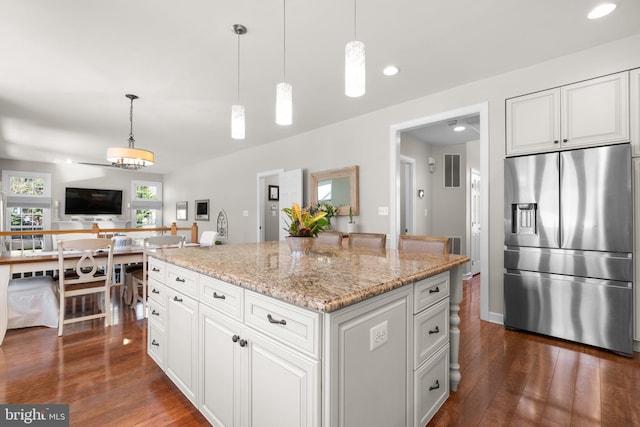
[151,241,469,313]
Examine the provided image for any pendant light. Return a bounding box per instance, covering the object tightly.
[345,0,365,97]
[106,94,155,170]
[275,0,292,125]
[231,24,247,140]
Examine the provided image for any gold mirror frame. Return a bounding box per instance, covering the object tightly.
[310,165,359,216]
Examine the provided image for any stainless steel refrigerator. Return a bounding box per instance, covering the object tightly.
[504,144,633,355]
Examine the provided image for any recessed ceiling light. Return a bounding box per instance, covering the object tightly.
[588,3,616,19]
[383,65,399,76]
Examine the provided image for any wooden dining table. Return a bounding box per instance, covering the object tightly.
[0,247,144,345]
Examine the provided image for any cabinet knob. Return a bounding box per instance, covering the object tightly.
[239,339,248,347]
[563,139,568,143]
[267,314,287,325]
[232,335,240,343]
[554,140,559,144]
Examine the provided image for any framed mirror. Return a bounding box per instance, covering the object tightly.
[310,165,359,215]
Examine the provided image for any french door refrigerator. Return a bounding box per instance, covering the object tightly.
[504,143,633,355]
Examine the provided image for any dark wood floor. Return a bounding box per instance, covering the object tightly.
[2,276,639,426]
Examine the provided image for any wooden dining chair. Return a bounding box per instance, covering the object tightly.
[398,234,450,254]
[315,230,344,246]
[348,232,387,249]
[56,238,114,336]
[129,235,185,316]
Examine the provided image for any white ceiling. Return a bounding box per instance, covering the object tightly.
[1,1,639,173]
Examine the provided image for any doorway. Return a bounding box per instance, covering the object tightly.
[389,102,489,321]
[256,169,283,242]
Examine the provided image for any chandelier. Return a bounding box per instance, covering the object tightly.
[106,94,155,170]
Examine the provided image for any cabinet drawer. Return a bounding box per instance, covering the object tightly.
[414,298,449,368]
[414,271,449,314]
[166,263,198,298]
[414,344,449,427]
[245,291,321,358]
[148,278,166,305]
[148,321,165,368]
[148,298,166,326]
[148,257,165,282]
[199,275,243,321]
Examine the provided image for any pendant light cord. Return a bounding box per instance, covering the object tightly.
[128,96,135,148]
[236,33,241,104]
[283,0,286,82]
[353,0,357,40]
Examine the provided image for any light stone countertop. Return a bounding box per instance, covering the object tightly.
[151,241,469,313]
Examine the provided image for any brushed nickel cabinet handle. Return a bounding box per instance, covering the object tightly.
[267,314,286,325]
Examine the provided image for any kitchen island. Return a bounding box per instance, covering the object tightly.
[147,241,468,427]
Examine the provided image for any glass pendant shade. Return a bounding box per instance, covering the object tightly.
[231,104,245,140]
[345,40,365,97]
[275,82,293,125]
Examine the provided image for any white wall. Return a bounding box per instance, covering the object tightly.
[163,33,640,318]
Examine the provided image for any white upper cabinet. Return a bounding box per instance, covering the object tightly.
[506,71,630,156]
[631,68,640,157]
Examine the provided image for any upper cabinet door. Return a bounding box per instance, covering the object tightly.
[506,89,561,156]
[630,68,640,157]
[561,72,629,149]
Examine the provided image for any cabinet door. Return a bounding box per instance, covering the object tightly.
[631,68,640,157]
[165,289,199,405]
[244,330,320,427]
[561,72,629,148]
[506,89,560,156]
[200,304,243,427]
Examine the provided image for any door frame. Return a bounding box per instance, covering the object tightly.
[469,168,481,276]
[256,169,284,242]
[389,102,490,321]
[399,155,416,235]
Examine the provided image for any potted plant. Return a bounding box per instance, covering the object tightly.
[310,201,341,228]
[282,203,329,254]
[347,206,358,233]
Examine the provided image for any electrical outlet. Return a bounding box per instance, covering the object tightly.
[370,320,388,351]
[378,206,389,216]
[243,210,249,217]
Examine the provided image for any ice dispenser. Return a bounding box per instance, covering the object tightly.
[511,203,537,235]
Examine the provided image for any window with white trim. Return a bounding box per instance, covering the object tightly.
[131,180,162,227]
[2,170,52,251]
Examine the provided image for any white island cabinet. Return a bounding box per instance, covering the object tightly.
[147,243,468,427]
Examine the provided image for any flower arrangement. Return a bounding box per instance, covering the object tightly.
[310,201,341,225]
[282,203,329,237]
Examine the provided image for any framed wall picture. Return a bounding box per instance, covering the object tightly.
[268,185,279,201]
[195,199,210,221]
[176,201,188,220]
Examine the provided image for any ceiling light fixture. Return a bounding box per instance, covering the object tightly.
[231,24,247,140]
[448,119,466,132]
[276,0,292,125]
[587,3,616,19]
[106,94,154,170]
[383,65,399,76]
[345,0,365,97]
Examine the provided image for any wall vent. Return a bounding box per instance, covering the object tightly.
[448,236,461,254]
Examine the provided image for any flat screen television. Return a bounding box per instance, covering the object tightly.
[64,187,123,215]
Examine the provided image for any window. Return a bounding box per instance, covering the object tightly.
[443,154,461,188]
[2,170,52,251]
[131,180,162,227]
